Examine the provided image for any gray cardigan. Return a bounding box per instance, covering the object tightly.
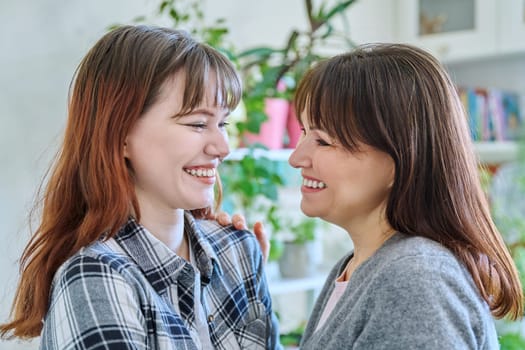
[300,233,499,349]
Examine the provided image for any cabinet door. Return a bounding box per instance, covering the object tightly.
[498,0,525,53]
[397,0,497,62]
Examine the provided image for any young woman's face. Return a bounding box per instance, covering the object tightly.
[124,72,230,213]
[288,116,395,231]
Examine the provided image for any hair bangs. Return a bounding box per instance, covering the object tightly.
[177,45,241,116]
[295,56,363,152]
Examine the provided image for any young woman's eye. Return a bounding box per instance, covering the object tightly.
[187,123,206,129]
[219,121,230,128]
[300,127,306,135]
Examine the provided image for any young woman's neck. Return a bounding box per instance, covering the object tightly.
[134,197,188,259]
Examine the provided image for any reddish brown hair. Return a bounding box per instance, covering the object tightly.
[1,25,241,338]
[295,43,523,320]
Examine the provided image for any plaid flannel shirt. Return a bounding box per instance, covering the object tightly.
[40,212,281,350]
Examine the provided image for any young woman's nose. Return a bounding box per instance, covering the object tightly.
[205,127,230,160]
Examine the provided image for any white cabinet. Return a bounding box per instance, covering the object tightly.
[395,0,525,63]
[498,0,525,53]
[396,0,497,62]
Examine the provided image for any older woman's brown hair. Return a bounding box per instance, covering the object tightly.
[294,43,523,320]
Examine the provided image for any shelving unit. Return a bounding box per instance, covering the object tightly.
[226,148,293,162]
[268,274,327,295]
[228,142,519,165]
[268,273,328,323]
[474,141,519,165]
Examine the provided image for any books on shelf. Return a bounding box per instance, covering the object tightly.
[458,87,522,142]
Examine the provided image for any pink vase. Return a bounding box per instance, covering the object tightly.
[286,103,302,148]
[245,98,289,149]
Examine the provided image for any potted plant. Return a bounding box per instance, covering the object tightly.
[130,0,288,227]
[128,0,357,277]
[488,138,525,346]
[278,217,320,278]
[237,0,357,148]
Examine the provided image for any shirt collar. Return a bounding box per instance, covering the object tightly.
[113,212,222,294]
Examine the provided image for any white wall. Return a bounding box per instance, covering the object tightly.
[0,1,395,349]
[3,0,525,348]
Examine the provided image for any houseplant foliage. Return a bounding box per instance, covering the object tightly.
[488,138,525,348]
[237,0,357,137]
[277,217,321,278]
[127,0,289,261]
[128,0,359,261]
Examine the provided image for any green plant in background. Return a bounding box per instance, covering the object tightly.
[237,0,357,135]
[279,322,307,347]
[219,149,287,262]
[128,0,289,241]
[130,0,234,58]
[124,0,357,263]
[287,217,318,244]
[499,332,525,350]
[487,133,525,348]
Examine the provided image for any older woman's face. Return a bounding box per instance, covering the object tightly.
[288,116,395,232]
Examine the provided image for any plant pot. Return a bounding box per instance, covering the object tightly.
[286,103,302,148]
[278,241,317,278]
[245,97,289,149]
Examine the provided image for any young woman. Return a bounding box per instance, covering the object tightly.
[0,25,280,350]
[289,43,522,349]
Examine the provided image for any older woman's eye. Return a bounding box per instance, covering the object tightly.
[316,138,331,146]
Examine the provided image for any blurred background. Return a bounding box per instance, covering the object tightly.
[1,1,524,349]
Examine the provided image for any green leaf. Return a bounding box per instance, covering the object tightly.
[499,333,525,350]
[323,0,357,22]
[238,46,279,58]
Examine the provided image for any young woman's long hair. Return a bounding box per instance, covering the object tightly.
[294,43,523,320]
[1,25,241,338]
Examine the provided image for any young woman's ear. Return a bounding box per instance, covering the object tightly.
[123,139,129,158]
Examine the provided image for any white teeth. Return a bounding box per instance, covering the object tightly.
[303,178,326,189]
[185,168,216,177]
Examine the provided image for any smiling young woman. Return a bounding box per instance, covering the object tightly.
[0,25,281,350]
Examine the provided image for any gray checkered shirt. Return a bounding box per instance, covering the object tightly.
[40,212,281,349]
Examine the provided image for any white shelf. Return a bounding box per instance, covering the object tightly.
[474,141,519,165]
[226,148,293,161]
[228,142,519,165]
[268,274,327,295]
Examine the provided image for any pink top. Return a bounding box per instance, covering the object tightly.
[315,279,348,331]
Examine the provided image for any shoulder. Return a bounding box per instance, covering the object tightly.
[196,219,260,253]
[372,233,464,277]
[349,234,496,348]
[51,240,141,299]
[360,233,491,323]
